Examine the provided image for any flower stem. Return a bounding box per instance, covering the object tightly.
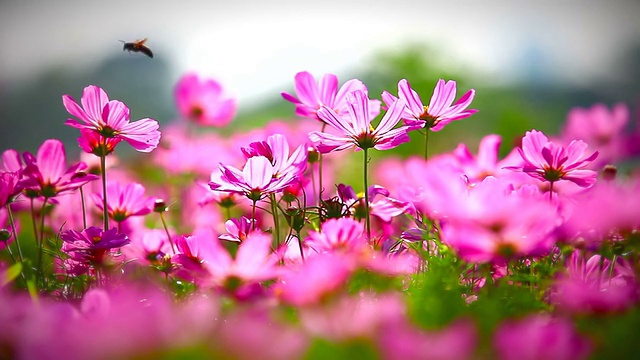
[79,186,87,229]
[251,200,257,231]
[296,232,305,262]
[363,148,371,241]
[548,181,554,202]
[270,193,281,248]
[100,154,109,231]
[7,205,24,262]
[318,122,326,214]
[424,129,430,160]
[36,198,48,285]
[159,212,176,253]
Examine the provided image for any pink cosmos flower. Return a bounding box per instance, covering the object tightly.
[174,73,237,127]
[305,217,368,254]
[20,139,98,199]
[552,251,638,314]
[337,184,409,222]
[63,85,161,153]
[382,78,477,131]
[241,133,307,179]
[209,156,297,201]
[60,226,130,275]
[219,216,255,242]
[560,103,633,167]
[493,315,591,360]
[172,230,218,283]
[281,71,378,121]
[92,182,154,223]
[0,171,22,208]
[507,130,599,189]
[309,90,414,153]
[122,228,173,265]
[203,231,278,291]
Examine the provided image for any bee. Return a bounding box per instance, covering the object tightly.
[120,38,153,58]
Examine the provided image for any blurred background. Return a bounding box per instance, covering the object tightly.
[1,0,639,158]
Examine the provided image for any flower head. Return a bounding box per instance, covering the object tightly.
[174,73,237,127]
[309,90,414,153]
[21,139,98,198]
[382,78,477,131]
[92,182,154,223]
[507,130,599,188]
[241,133,307,178]
[63,85,161,153]
[281,71,378,121]
[60,226,130,274]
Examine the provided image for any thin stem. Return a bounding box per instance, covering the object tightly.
[424,129,430,160]
[318,122,326,215]
[270,193,281,248]
[296,232,305,262]
[100,154,109,231]
[79,186,87,229]
[363,148,371,241]
[549,181,554,202]
[251,200,257,231]
[37,198,48,284]
[159,212,176,253]
[7,205,24,262]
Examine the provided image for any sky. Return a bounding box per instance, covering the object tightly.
[1,0,639,103]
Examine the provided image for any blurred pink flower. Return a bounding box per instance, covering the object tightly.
[21,139,98,199]
[507,129,598,189]
[219,216,254,242]
[382,78,477,131]
[493,315,591,360]
[63,85,161,153]
[92,182,154,223]
[337,184,409,222]
[281,71,378,121]
[0,171,22,208]
[309,90,414,153]
[123,228,173,265]
[552,251,638,314]
[305,217,367,254]
[560,103,633,167]
[60,226,129,275]
[174,73,237,127]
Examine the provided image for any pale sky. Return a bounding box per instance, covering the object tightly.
[1,0,639,103]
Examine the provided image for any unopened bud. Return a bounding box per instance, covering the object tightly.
[153,199,167,213]
[601,165,617,181]
[0,229,12,242]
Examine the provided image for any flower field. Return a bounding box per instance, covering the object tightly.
[0,71,639,359]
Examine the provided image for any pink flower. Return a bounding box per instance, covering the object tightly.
[21,139,98,198]
[305,217,368,254]
[552,251,638,314]
[172,230,218,283]
[241,133,307,178]
[493,315,591,360]
[309,90,414,153]
[92,182,154,223]
[382,78,477,131]
[560,103,633,167]
[123,229,173,265]
[337,184,409,222]
[174,73,237,127]
[60,226,129,275]
[0,171,22,207]
[507,129,599,188]
[281,71,377,121]
[63,85,161,153]
[209,156,297,201]
[219,216,255,242]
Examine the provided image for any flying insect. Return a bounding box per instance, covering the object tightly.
[120,38,153,58]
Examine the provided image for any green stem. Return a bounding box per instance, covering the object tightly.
[79,186,87,229]
[100,154,109,231]
[296,232,305,262]
[37,198,48,285]
[7,204,24,262]
[424,129,430,160]
[251,200,257,231]
[159,212,176,253]
[363,148,371,241]
[270,193,281,248]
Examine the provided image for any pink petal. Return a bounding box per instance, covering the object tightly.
[398,79,424,116]
[119,118,161,152]
[308,131,354,154]
[374,98,406,136]
[36,139,66,184]
[346,90,371,134]
[293,72,319,108]
[62,95,94,126]
[102,100,130,130]
[317,106,356,136]
[335,79,366,108]
[243,156,273,190]
[80,85,110,123]
[318,74,338,107]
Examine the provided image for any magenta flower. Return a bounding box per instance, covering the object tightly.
[493,315,591,360]
[92,182,154,222]
[21,139,98,199]
[0,171,22,208]
[309,90,413,153]
[382,78,477,131]
[63,85,161,153]
[209,156,297,201]
[219,216,255,242]
[281,71,378,121]
[305,217,368,254]
[60,226,130,275]
[507,129,599,189]
[241,133,307,178]
[337,184,409,222]
[123,229,173,265]
[174,73,237,127]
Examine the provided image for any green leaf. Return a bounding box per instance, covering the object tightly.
[1,262,22,286]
